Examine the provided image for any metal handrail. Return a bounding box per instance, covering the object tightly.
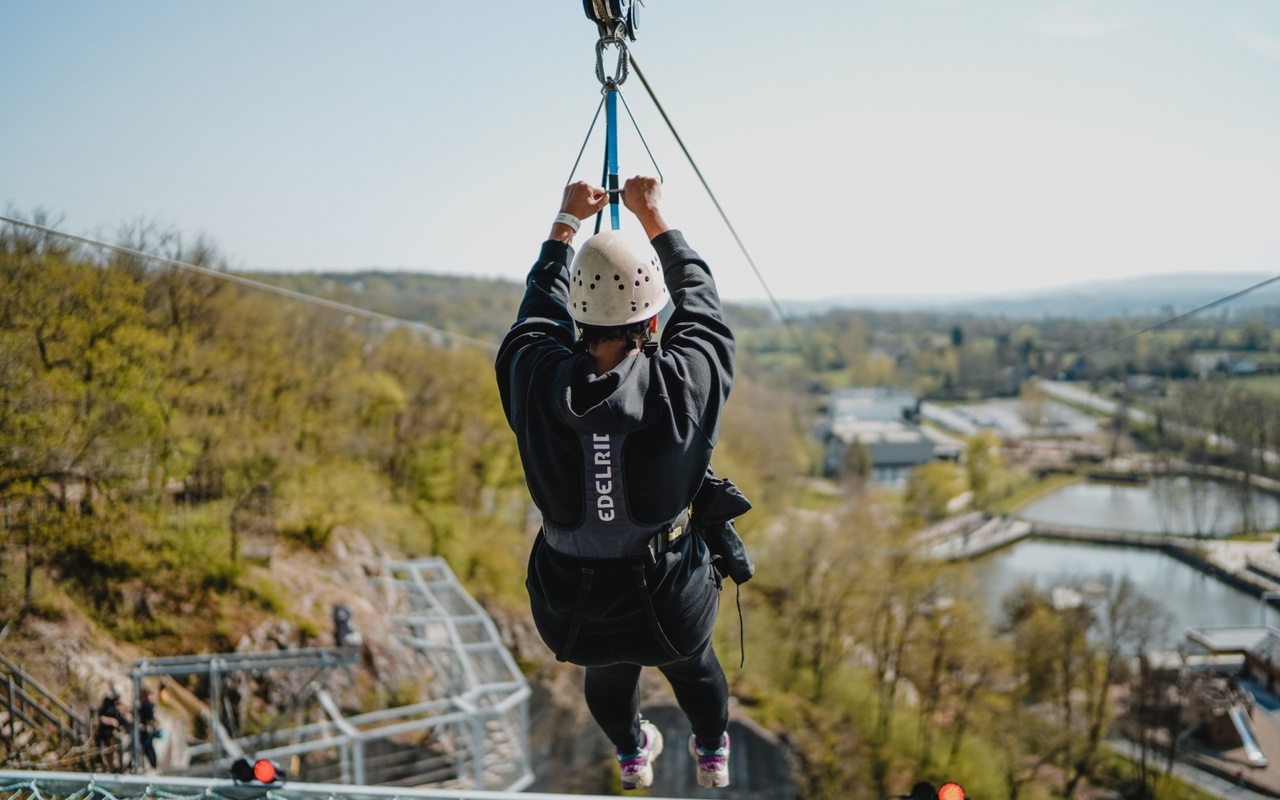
[0,770,677,800]
[2,680,76,740]
[0,652,87,732]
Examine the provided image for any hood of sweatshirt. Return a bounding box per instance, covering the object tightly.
[550,350,652,435]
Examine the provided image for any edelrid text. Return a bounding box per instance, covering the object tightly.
[592,434,616,522]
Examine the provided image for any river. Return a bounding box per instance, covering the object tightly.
[970,478,1280,644]
[1018,477,1280,537]
[967,540,1280,646]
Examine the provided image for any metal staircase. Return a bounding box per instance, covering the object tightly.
[2,558,530,792]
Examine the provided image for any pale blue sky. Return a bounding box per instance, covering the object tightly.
[3,1,1279,301]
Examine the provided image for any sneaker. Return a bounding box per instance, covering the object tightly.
[617,719,664,790]
[689,732,730,788]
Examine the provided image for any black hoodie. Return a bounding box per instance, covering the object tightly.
[496,230,734,532]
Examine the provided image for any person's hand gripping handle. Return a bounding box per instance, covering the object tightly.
[550,182,610,243]
[622,176,670,240]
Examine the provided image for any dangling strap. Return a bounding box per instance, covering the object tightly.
[557,566,596,663]
[632,564,684,660]
[736,583,746,669]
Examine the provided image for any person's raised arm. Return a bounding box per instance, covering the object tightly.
[497,182,608,424]
[550,181,610,244]
[621,176,670,240]
[620,176,734,429]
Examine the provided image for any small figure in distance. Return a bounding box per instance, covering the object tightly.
[94,688,129,772]
[138,687,161,773]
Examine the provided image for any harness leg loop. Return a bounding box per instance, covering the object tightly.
[632,563,684,660]
[557,566,596,663]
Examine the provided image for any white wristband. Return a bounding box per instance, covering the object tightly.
[553,212,581,233]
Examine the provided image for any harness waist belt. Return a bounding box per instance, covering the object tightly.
[542,508,691,562]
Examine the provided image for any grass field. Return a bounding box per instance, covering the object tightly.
[990,472,1082,516]
[1232,374,1280,397]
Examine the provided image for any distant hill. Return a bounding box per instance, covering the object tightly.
[246,270,780,338]
[249,270,1280,332]
[246,271,526,342]
[781,272,1280,319]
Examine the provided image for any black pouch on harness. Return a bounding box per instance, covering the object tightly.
[691,474,754,585]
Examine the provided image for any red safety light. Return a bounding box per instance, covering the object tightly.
[231,757,283,784]
[937,782,966,800]
[252,759,278,783]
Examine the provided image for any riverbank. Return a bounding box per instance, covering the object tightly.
[935,517,1280,606]
[990,471,1083,516]
[1032,522,1280,596]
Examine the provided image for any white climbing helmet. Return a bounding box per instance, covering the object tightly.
[568,231,669,326]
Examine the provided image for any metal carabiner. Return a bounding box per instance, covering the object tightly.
[595,36,630,87]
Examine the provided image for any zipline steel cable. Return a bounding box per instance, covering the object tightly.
[625,56,1280,365]
[626,56,811,357]
[1074,271,1280,362]
[0,214,498,353]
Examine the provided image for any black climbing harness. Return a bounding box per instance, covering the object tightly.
[555,559,685,663]
[552,512,692,664]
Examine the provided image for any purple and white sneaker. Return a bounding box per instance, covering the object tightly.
[617,720,663,790]
[689,732,730,788]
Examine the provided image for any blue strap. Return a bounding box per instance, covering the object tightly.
[606,86,620,230]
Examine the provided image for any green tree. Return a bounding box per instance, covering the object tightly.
[1242,319,1270,351]
[904,461,965,523]
[964,429,1004,509]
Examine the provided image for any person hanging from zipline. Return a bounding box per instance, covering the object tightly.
[496,176,752,790]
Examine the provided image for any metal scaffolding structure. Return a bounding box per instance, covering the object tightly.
[126,557,530,792]
[130,648,359,772]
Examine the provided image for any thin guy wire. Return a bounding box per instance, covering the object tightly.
[564,94,606,185]
[0,215,498,352]
[1076,272,1280,362]
[627,56,810,358]
[616,88,664,184]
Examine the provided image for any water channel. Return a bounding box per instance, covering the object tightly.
[968,478,1280,645]
[968,540,1280,644]
[1018,477,1280,537]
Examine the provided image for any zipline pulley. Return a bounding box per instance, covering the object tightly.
[583,0,640,42]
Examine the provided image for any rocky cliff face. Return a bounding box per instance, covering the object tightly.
[514,636,797,798]
[526,679,798,798]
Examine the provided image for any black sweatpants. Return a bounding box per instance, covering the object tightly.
[584,636,729,752]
